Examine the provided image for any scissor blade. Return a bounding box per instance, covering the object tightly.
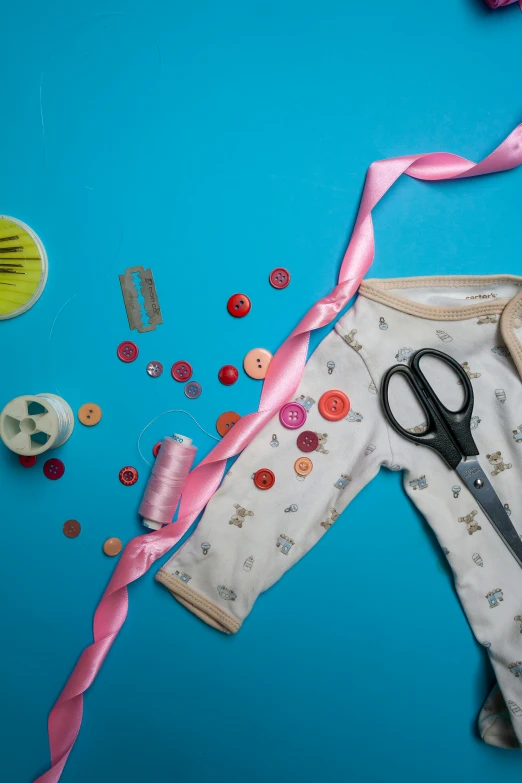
[456,458,522,570]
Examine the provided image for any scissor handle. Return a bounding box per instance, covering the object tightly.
[381,348,478,470]
[411,348,478,457]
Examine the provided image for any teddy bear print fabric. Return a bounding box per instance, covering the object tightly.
[157,275,522,749]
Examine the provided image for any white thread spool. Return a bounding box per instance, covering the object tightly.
[142,432,193,530]
[0,393,74,455]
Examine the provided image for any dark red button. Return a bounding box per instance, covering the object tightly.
[63,520,81,538]
[269,268,291,289]
[296,431,319,453]
[171,361,193,382]
[227,293,251,318]
[43,458,65,480]
[117,341,139,363]
[218,365,239,386]
[253,468,275,490]
[19,455,37,468]
[153,442,162,458]
[119,466,138,486]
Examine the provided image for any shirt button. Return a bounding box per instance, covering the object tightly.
[227,293,251,317]
[103,537,122,556]
[119,466,138,486]
[218,365,239,385]
[63,520,81,538]
[296,431,319,453]
[43,458,65,480]
[78,403,102,426]
[279,401,307,429]
[171,360,193,382]
[216,411,241,437]
[294,457,313,476]
[318,390,351,421]
[146,361,163,378]
[254,468,275,490]
[269,267,291,289]
[117,341,139,363]
[153,442,162,458]
[243,348,272,379]
[185,381,202,399]
[19,455,37,468]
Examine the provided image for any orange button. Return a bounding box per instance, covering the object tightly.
[78,402,102,426]
[318,390,350,421]
[243,348,272,379]
[294,457,313,476]
[103,537,122,556]
[254,468,275,490]
[216,411,241,437]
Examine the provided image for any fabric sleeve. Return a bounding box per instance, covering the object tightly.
[156,326,390,633]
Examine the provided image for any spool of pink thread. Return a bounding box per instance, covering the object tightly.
[483,0,522,8]
[139,434,197,529]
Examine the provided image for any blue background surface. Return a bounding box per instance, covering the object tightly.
[2,1,522,781]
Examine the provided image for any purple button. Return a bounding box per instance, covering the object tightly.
[297,430,318,453]
[279,402,307,430]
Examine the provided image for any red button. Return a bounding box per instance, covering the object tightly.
[43,458,65,480]
[119,466,138,486]
[254,468,275,490]
[153,442,162,458]
[117,341,139,363]
[171,361,193,382]
[269,268,291,289]
[216,411,241,437]
[227,293,251,317]
[218,365,239,386]
[318,390,350,421]
[19,455,37,468]
[296,431,319,453]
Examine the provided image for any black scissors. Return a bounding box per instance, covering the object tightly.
[382,348,522,569]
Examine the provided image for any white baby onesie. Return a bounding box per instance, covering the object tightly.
[157,274,522,747]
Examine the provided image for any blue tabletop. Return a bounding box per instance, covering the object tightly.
[2,1,522,781]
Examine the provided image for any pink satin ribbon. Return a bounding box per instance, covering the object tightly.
[483,0,522,8]
[33,124,522,782]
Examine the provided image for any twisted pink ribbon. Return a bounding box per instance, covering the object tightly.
[34,124,522,782]
[483,0,522,9]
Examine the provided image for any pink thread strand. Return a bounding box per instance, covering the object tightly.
[138,437,196,527]
[33,124,522,782]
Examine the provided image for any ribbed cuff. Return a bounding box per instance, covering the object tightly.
[155,568,242,634]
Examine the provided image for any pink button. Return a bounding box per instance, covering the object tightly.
[117,341,139,363]
[279,402,307,430]
[243,348,272,380]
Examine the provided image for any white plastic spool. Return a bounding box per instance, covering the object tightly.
[0,393,74,455]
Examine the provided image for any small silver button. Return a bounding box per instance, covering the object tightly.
[147,361,163,378]
[474,478,484,489]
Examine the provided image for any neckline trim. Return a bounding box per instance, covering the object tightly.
[359,275,522,321]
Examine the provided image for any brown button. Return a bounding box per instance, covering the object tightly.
[216,411,241,437]
[103,537,122,556]
[294,457,313,476]
[78,403,102,426]
[63,519,81,538]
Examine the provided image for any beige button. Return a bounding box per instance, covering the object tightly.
[78,403,102,426]
[103,537,122,556]
[294,457,313,476]
[243,348,272,379]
